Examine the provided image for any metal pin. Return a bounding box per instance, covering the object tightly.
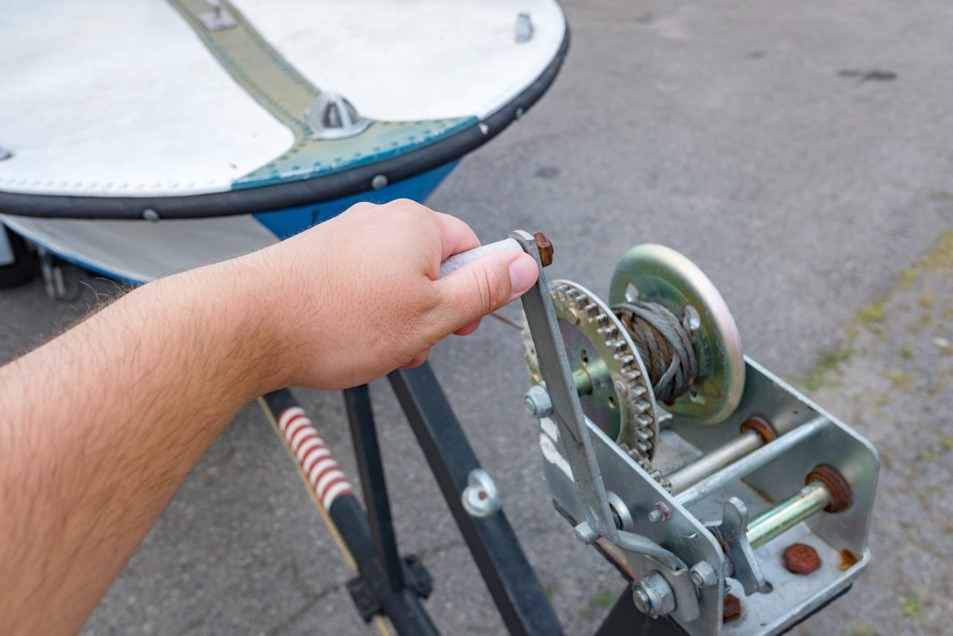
[746,482,830,549]
[666,416,777,494]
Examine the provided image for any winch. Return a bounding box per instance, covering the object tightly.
[512,231,879,635]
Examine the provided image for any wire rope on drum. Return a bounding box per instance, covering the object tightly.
[612,301,698,406]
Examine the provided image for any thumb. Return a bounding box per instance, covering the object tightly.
[436,251,539,330]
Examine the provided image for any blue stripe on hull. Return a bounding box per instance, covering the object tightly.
[251,161,459,239]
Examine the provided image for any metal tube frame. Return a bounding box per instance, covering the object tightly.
[344,385,408,594]
[388,364,565,636]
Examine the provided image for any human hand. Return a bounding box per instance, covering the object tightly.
[244,199,539,390]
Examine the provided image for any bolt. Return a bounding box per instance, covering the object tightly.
[682,305,701,331]
[782,543,821,574]
[573,521,598,545]
[631,586,652,615]
[461,469,501,517]
[523,383,552,418]
[648,501,671,523]
[371,174,388,189]
[723,593,742,622]
[142,209,160,222]
[515,12,534,43]
[631,572,675,618]
[690,561,718,589]
[533,232,553,267]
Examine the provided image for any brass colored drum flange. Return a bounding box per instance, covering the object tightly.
[608,244,745,425]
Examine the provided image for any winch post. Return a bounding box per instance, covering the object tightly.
[666,416,777,494]
[746,481,831,549]
[675,416,827,506]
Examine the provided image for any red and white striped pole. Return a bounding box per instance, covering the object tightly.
[277,405,354,511]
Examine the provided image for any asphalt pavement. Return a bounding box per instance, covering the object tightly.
[2,0,952,634]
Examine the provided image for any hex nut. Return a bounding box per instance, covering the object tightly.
[533,232,554,267]
[723,593,742,622]
[689,561,718,588]
[783,543,822,574]
[524,383,553,418]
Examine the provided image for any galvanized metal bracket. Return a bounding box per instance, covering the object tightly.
[707,497,768,596]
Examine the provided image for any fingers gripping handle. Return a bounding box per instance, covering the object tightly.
[438,234,553,279]
[439,238,523,278]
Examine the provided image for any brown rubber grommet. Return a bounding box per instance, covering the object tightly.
[806,464,852,513]
[739,415,778,444]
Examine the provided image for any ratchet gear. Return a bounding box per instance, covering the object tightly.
[523,280,659,460]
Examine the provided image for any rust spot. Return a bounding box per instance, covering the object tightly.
[839,548,859,571]
[783,543,821,574]
[723,593,742,622]
[533,232,554,267]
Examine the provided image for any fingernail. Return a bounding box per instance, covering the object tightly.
[508,255,538,296]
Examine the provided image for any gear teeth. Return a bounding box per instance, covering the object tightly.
[530,280,665,490]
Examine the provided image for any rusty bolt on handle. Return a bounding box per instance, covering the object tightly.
[532,232,554,267]
[783,543,822,574]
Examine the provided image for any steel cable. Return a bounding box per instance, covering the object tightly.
[612,301,698,404]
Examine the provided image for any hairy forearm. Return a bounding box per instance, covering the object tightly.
[0,201,537,635]
[0,257,281,635]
